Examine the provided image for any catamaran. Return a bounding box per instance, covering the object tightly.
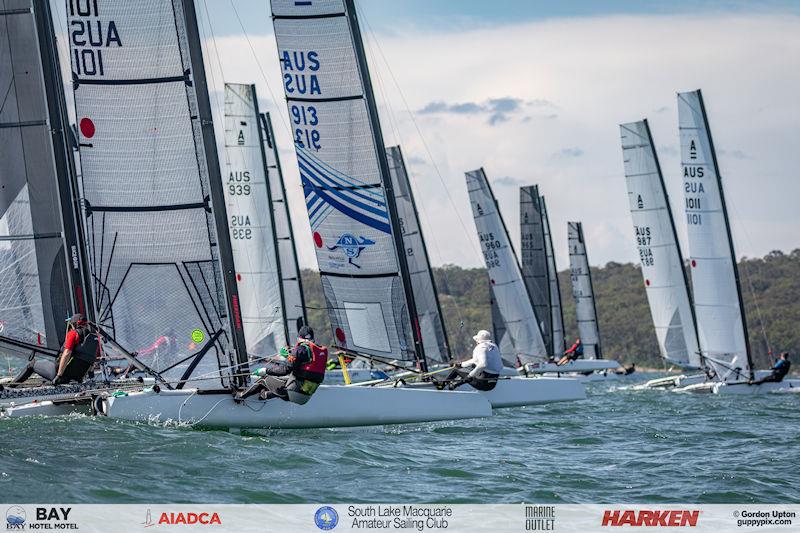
[560,221,624,381]
[518,187,621,378]
[463,169,585,403]
[5,0,496,427]
[619,119,710,390]
[0,0,151,414]
[669,90,797,395]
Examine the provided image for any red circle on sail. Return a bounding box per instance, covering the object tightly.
[236,273,242,281]
[645,279,650,286]
[313,232,323,248]
[335,328,346,344]
[79,117,95,138]
[691,260,697,268]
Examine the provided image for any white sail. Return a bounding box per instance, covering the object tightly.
[567,222,601,358]
[223,83,285,356]
[387,146,450,364]
[621,119,701,368]
[270,0,424,367]
[466,168,547,364]
[520,185,552,355]
[540,197,565,355]
[678,89,751,380]
[261,112,307,342]
[69,0,248,387]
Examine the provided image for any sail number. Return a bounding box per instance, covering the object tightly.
[635,226,654,267]
[69,0,123,78]
[479,232,503,268]
[291,105,321,150]
[228,171,251,196]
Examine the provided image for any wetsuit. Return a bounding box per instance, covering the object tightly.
[11,327,99,385]
[752,359,791,385]
[238,340,327,404]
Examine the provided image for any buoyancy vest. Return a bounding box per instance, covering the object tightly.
[294,340,327,385]
[69,327,100,365]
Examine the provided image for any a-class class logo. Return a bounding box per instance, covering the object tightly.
[327,234,375,268]
[5,506,26,528]
[314,506,339,530]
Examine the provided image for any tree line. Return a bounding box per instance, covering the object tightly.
[301,249,800,369]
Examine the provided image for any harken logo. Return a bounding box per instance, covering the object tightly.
[602,510,700,527]
[5,507,26,529]
[327,234,375,268]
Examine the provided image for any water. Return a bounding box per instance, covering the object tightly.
[2,374,798,503]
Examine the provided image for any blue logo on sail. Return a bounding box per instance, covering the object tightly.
[328,234,375,268]
[314,506,338,530]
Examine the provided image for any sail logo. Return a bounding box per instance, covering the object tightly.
[328,234,375,268]
[144,511,222,527]
[602,509,699,527]
[314,507,339,531]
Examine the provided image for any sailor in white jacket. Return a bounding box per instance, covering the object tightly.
[441,330,502,391]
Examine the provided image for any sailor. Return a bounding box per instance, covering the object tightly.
[750,352,791,385]
[10,314,99,386]
[557,338,583,366]
[441,330,502,391]
[236,325,327,404]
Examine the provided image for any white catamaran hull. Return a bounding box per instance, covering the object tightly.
[392,377,586,408]
[101,385,492,429]
[525,359,621,374]
[677,379,800,395]
[634,370,778,390]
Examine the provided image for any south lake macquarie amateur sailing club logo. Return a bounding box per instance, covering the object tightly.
[328,234,375,268]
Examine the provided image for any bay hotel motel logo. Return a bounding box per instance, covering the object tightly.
[5,506,76,530]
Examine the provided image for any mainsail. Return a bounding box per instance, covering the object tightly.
[678,89,751,380]
[261,111,307,342]
[386,145,450,364]
[540,196,565,355]
[270,0,425,369]
[567,221,601,358]
[466,168,547,364]
[69,0,248,388]
[0,0,89,355]
[620,119,701,368]
[520,185,552,355]
[223,83,290,357]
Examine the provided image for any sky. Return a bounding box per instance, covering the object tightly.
[54,0,800,269]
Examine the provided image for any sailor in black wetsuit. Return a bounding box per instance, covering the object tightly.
[750,352,791,385]
[10,314,99,386]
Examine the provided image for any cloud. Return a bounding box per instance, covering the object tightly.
[555,147,585,159]
[657,144,678,157]
[719,148,751,160]
[654,106,670,113]
[494,176,523,187]
[418,96,553,125]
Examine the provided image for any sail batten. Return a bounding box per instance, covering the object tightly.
[466,168,546,365]
[270,0,424,367]
[620,119,701,368]
[678,89,751,380]
[567,221,601,358]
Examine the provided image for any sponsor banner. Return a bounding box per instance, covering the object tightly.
[2,504,797,532]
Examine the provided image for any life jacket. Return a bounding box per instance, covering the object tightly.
[293,340,327,385]
[66,326,99,365]
[775,359,790,379]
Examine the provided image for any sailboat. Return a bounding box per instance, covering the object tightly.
[464,169,585,404]
[53,0,490,428]
[620,119,706,390]
[517,189,620,377]
[352,155,582,407]
[0,0,146,414]
[671,90,797,395]
[564,222,624,380]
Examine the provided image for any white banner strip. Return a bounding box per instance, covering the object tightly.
[2,504,797,532]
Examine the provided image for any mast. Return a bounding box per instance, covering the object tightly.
[182,0,249,382]
[388,145,452,362]
[678,89,751,380]
[540,196,565,354]
[261,111,308,338]
[33,0,94,322]
[696,91,752,376]
[345,0,426,371]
